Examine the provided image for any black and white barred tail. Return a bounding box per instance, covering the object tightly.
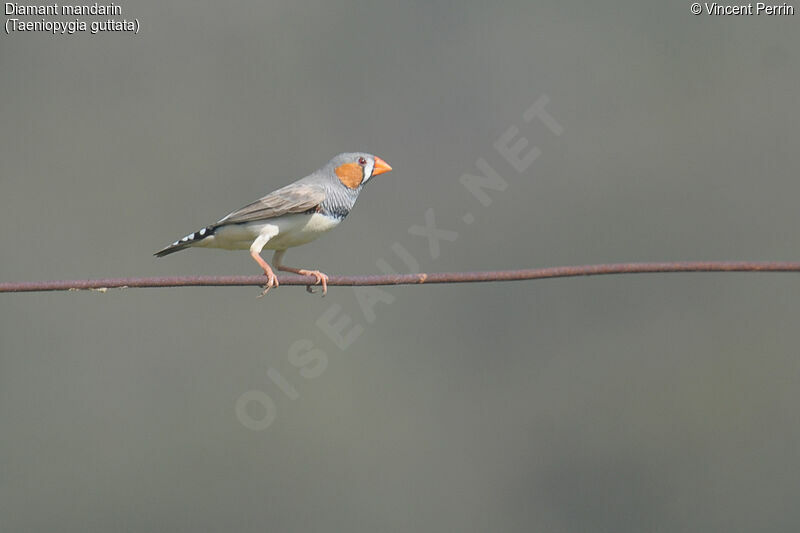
[154,226,216,257]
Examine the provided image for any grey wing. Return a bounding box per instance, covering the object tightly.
[216,182,326,225]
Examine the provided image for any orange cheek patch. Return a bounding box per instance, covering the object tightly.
[335,163,364,189]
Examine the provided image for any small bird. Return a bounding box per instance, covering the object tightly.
[155,152,392,295]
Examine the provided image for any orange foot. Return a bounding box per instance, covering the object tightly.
[297,269,329,296]
[258,270,280,297]
[251,251,279,297]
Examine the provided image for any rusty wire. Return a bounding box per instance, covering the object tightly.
[1,261,800,293]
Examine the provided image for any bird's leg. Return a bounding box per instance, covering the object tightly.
[251,251,279,296]
[273,250,329,296]
[250,235,279,296]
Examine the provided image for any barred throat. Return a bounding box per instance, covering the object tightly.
[317,182,361,220]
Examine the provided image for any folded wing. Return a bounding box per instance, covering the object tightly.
[217,182,326,225]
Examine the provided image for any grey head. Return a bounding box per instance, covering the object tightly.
[298,152,392,221]
[314,152,393,190]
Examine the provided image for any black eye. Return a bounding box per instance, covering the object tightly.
[358,157,367,166]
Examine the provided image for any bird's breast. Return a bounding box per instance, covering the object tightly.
[198,212,343,251]
[304,211,343,232]
[263,212,342,249]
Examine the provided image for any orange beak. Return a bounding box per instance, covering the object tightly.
[372,156,392,176]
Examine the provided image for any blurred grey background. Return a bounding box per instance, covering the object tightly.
[2,1,800,531]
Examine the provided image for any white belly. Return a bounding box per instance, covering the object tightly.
[196,213,341,251]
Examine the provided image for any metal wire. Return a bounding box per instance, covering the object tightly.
[1,261,799,293]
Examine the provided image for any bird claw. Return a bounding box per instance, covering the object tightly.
[299,270,328,296]
[257,272,279,298]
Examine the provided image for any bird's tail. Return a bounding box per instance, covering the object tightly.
[154,226,215,257]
